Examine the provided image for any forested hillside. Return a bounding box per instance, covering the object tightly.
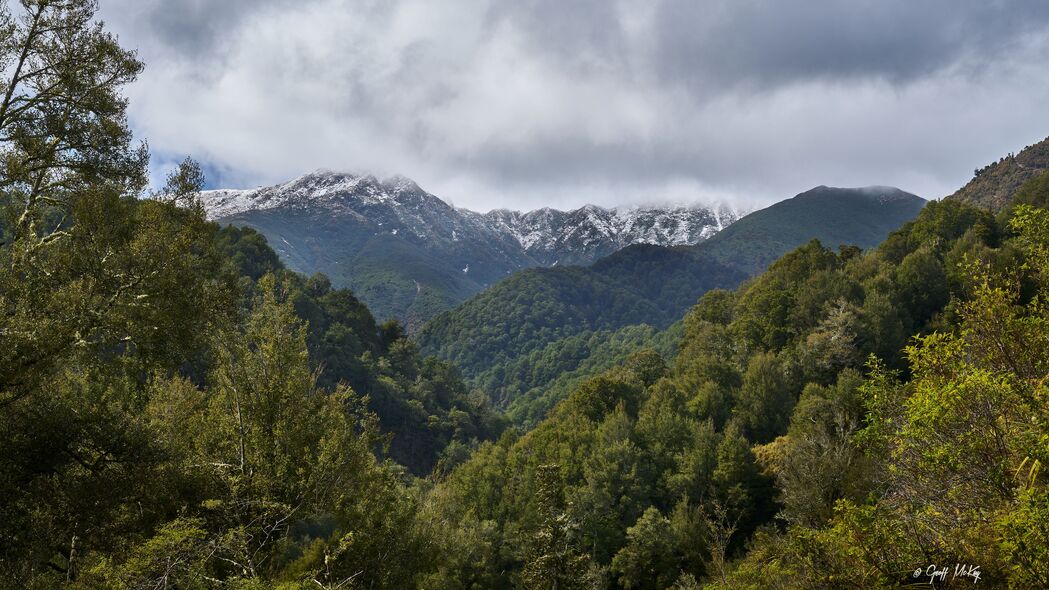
[418,186,924,423]
[420,172,1049,588]
[948,135,1049,211]
[501,323,683,427]
[6,2,1049,588]
[0,4,493,585]
[215,225,506,475]
[698,185,925,275]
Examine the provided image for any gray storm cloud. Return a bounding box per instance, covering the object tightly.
[100,0,1049,211]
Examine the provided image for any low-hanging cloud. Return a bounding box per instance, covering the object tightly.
[100,0,1049,211]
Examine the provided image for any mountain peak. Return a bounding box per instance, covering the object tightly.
[200,171,410,218]
[798,185,920,203]
[200,171,750,324]
[381,174,422,194]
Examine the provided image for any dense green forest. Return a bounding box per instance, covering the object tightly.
[419,176,1049,588]
[501,323,682,428]
[418,187,924,424]
[4,2,1049,588]
[417,258,743,413]
[0,3,492,585]
[215,225,506,475]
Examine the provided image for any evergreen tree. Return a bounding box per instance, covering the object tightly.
[611,507,678,590]
[523,465,592,590]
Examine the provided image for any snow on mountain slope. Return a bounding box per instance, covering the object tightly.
[202,172,416,219]
[202,171,742,263]
[199,171,744,325]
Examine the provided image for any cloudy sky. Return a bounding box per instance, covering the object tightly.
[100,0,1049,212]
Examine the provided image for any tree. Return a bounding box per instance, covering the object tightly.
[769,370,870,527]
[156,156,206,211]
[195,274,383,579]
[523,465,591,590]
[699,502,737,589]
[797,299,861,384]
[0,1,232,405]
[711,425,774,541]
[0,0,147,232]
[611,507,678,590]
[732,352,795,444]
[99,518,211,590]
[573,407,651,562]
[0,4,234,575]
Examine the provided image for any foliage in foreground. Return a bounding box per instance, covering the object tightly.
[419,181,1049,588]
[5,1,1049,587]
[0,2,485,585]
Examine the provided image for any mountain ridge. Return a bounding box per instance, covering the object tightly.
[200,171,744,327]
[202,171,741,253]
[947,135,1049,210]
[698,184,925,274]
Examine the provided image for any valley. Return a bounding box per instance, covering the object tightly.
[7,2,1049,586]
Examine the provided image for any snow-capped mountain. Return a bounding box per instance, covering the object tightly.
[204,171,741,263]
[200,171,742,328]
[478,203,736,266]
